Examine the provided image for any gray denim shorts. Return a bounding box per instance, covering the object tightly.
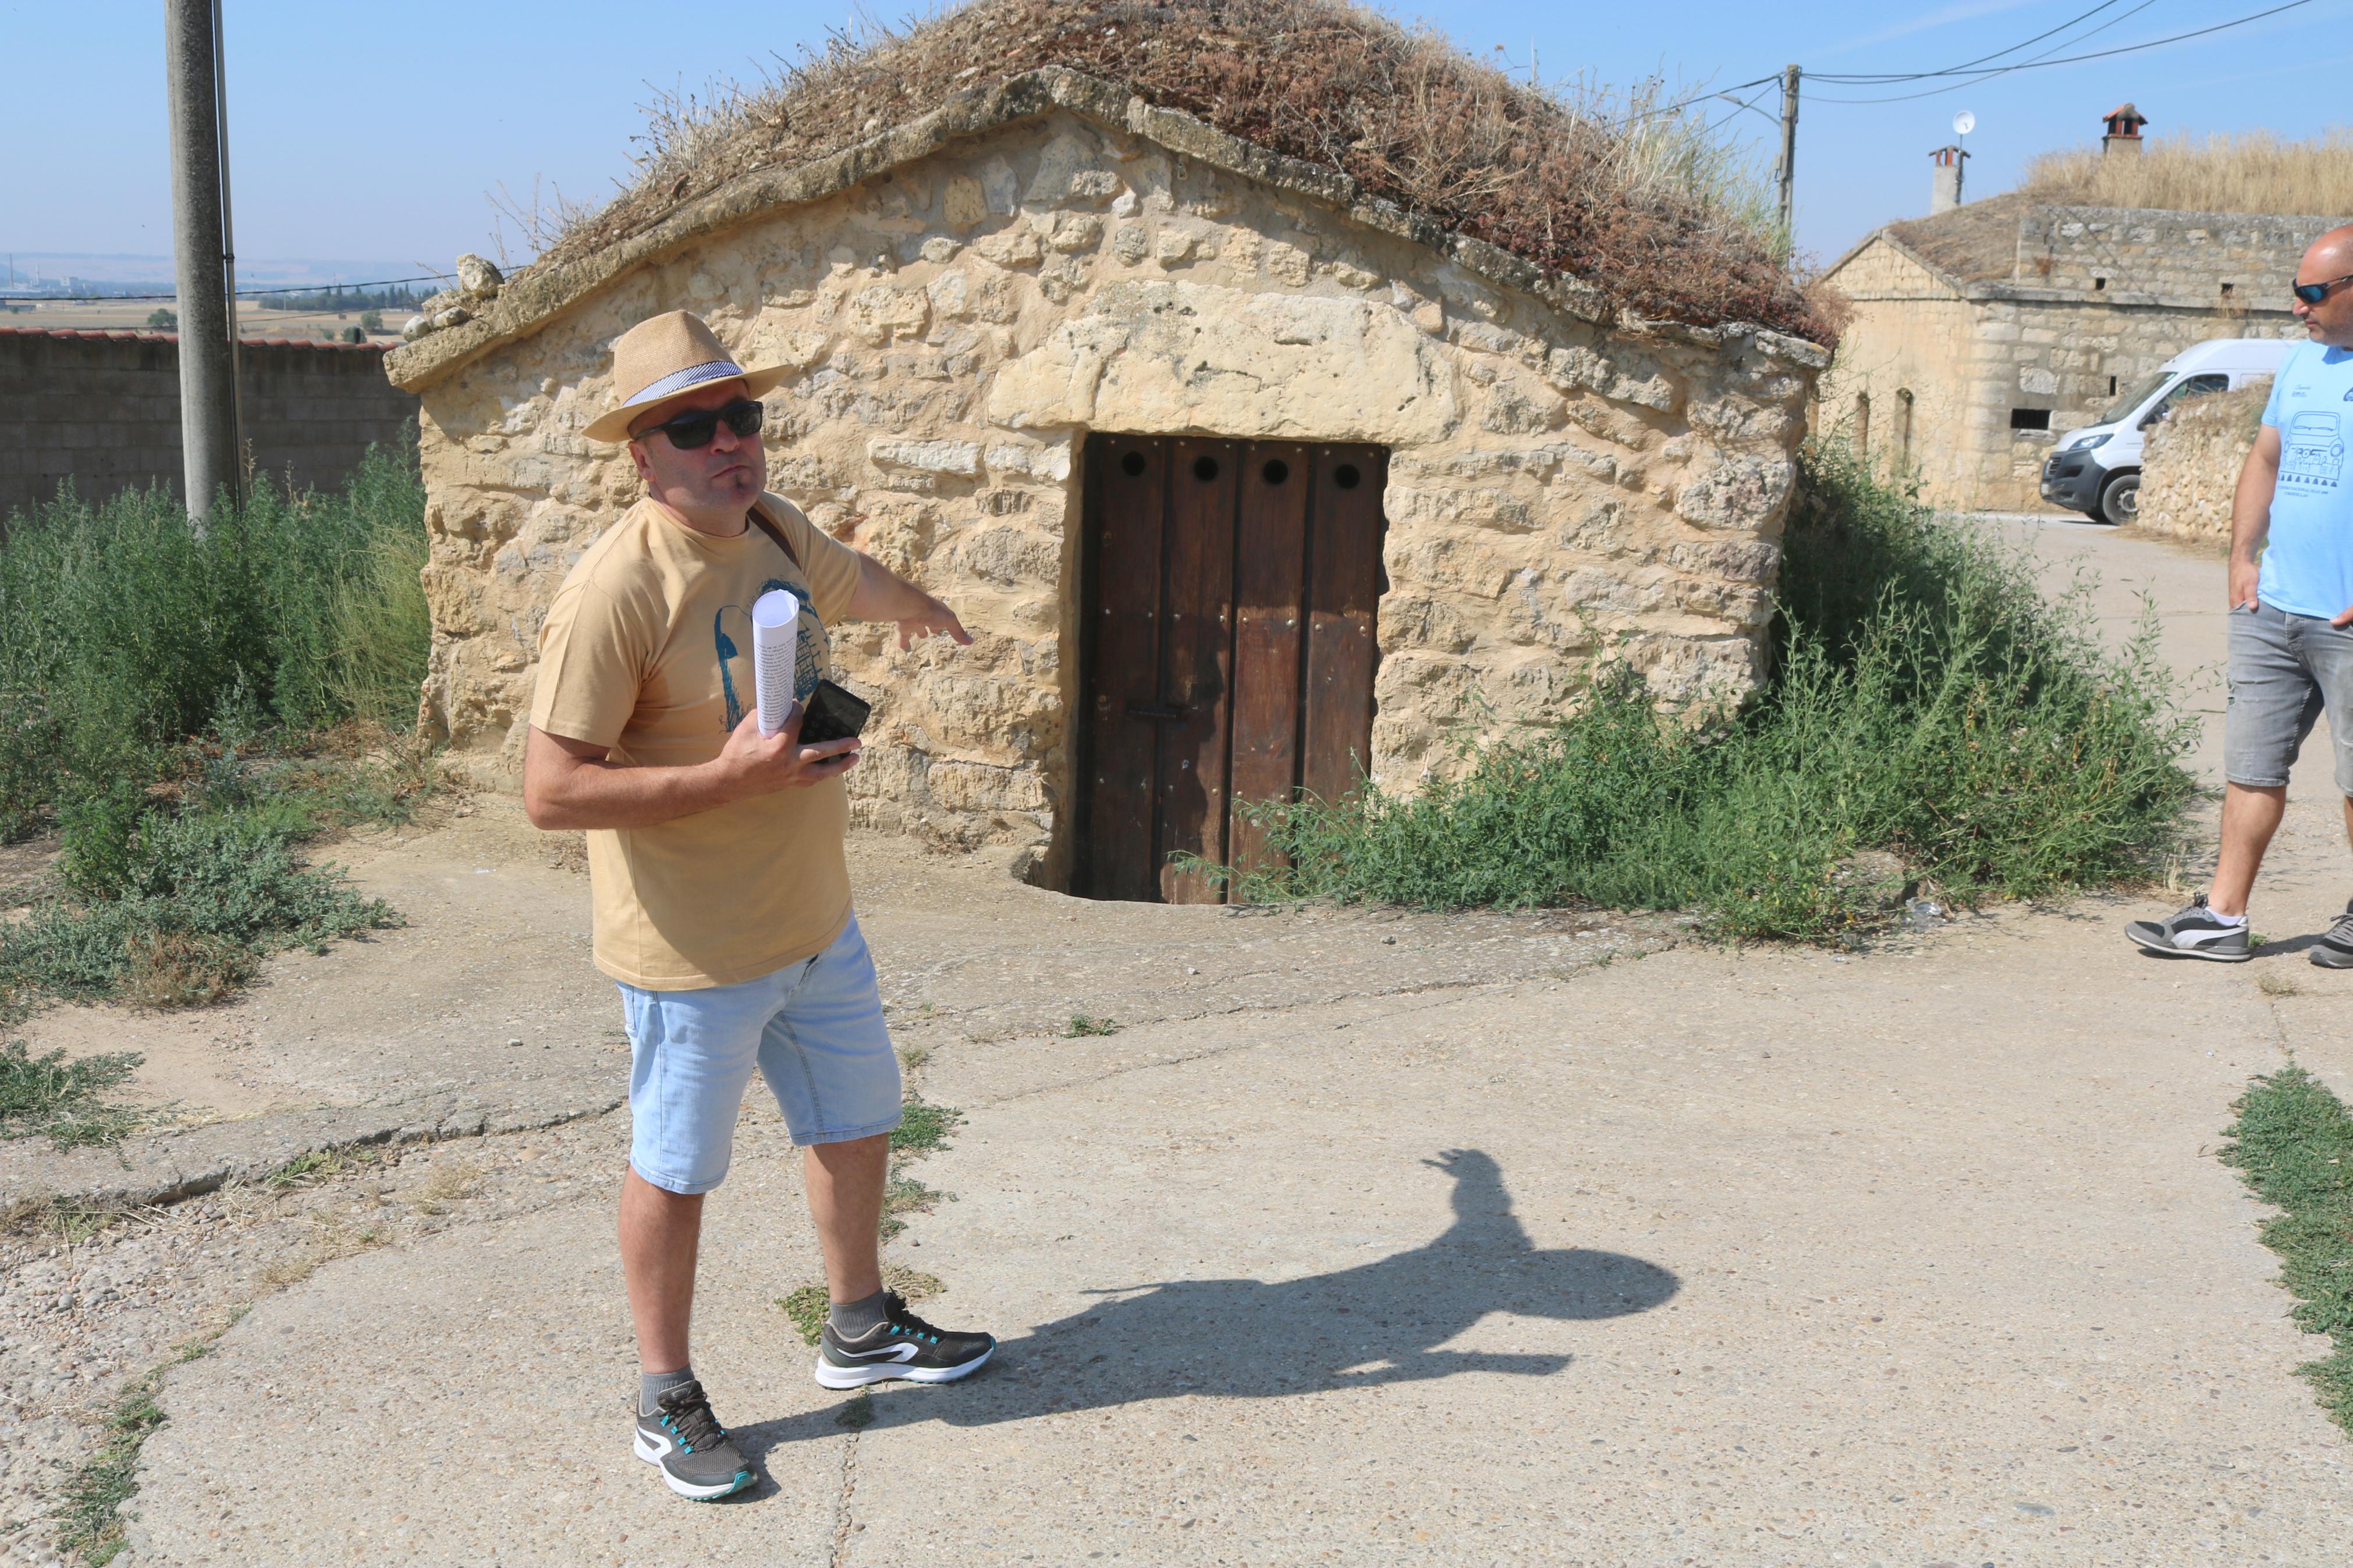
[2225,600,2353,794]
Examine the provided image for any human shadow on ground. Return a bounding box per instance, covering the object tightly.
[736,1147,1675,1455]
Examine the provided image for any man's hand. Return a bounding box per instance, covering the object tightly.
[707,705,860,802]
[2230,556,2262,610]
[894,590,973,651]
[2334,603,2353,629]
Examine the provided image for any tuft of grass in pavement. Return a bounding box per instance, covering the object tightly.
[890,1098,963,1156]
[261,1150,346,1190]
[780,1283,831,1346]
[1214,441,2198,939]
[2219,1064,2353,1434]
[55,1333,221,1565]
[0,1040,144,1148]
[1062,1014,1120,1037]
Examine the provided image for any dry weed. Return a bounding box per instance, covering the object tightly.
[258,1211,387,1288]
[2021,130,2353,218]
[123,931,253,1009]
[523,0,1813,338]
[413,1160,481,1215]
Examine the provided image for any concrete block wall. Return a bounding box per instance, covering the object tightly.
[0,328,420,517]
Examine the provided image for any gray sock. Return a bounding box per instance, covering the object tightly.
[640,1364,697,1417]
[830,1288,889,1339]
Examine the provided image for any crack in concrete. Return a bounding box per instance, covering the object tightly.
[828,1423,864,1567]
[957,977,1579,1109]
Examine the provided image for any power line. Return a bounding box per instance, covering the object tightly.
[1807,1,2163,104]
[1805,0,2317,102]
[1809,0,2132,84]
[6,272,448,307]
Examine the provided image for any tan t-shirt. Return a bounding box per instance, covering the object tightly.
[530,493,865,990]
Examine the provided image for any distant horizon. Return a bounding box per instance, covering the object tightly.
[0,253,442,294]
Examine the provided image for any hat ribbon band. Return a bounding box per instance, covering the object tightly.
[626,359,746,408]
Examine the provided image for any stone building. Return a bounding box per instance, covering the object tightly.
[385,68,1823,899]
[1819,175,2321,513]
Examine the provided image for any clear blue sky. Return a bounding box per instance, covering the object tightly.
[5,0,2350,285]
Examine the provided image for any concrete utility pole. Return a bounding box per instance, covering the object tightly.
[164,0,238,518]
[1775,63,1801,239]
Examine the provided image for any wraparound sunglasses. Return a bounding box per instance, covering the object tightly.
[2294,273,2353,306]
[637,398,764,450]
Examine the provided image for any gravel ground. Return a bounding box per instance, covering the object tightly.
[0,1114,629,1565]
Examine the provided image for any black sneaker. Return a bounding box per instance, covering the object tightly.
[2125,894,2251,962]
[633,1381,754,1501]
[815,1290,995,1389]
[2312,899,2353,969]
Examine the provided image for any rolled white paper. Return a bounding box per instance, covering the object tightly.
[751,588,800,736]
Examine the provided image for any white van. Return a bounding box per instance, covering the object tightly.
[2040,337,2295,524]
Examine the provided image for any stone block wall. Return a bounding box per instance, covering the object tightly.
[0,328,420,517]
[2018,207,2344,302]
[396,101,1822,863]
[2139,384,2266,547]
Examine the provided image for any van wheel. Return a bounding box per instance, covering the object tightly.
[2099,471,2140,527]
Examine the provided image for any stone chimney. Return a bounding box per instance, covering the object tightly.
[1929,145,1967,215]
[2102,102,2147,157]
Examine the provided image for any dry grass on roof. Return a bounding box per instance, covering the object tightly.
[514,0,1820,340]
[2019,129,2353,219]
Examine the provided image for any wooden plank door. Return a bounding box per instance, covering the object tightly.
[1300,445,1386,806]
[1226,442,1311,880]
[1081,437,1166,904]
[1080,434,1385,902]
[1155,439,1240,903]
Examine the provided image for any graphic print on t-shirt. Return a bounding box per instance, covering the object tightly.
[2281,410,2348,492]
[714,578,828,731]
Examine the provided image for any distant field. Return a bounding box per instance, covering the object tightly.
[0,298,405,344]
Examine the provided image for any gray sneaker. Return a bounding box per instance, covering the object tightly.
[815,1290,995,1389]
[2311,900,2353,969]
[2125,894,2251,962]
[633,1380,754,1501]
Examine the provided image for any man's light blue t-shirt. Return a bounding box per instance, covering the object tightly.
[2259,340,2353,618]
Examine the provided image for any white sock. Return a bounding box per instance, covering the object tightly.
[2204,905,2248,927]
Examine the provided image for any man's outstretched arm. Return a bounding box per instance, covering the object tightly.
[845,553,974,649]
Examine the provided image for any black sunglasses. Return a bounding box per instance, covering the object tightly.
[636,398,764,450]
[2294,273,2353,305]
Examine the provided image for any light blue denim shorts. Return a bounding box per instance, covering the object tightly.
[2225,601,2353,794]
[618,914,902,1195]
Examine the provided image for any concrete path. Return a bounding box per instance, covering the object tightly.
[105,517,2353,1564]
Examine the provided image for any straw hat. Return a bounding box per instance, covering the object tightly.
[582,310,789,443]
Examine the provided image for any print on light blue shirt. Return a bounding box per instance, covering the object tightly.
[2281,410,2346,492]
[2256,341,2353,620]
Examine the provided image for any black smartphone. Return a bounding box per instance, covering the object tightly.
[796,678,871,746]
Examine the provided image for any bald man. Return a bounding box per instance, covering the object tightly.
[2131,225,2353,966]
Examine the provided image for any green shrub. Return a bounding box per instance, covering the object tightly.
[0,806,397,1018]
[1224,442,2198,938]
[0,442,428,1029]
[0,438,428,836]
[0,1039,144,1148]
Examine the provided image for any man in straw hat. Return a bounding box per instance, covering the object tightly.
[524,310,995,1501]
